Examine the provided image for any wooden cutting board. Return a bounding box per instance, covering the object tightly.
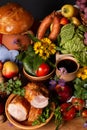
[0,117,87,130]
[59,117,87,130]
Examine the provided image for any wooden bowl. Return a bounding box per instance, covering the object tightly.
[5,94,55,130]
[23,68,55,82]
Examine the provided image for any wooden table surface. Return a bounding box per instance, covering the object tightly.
[0,117,87,130]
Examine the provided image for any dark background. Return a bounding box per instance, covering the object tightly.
[0,0,76,20]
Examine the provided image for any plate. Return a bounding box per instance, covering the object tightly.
[5,94,55,130]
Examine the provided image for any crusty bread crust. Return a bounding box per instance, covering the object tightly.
[0,2,34,34]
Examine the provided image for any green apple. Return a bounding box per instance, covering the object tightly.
[2,61,19,78]
[61,4,76,18]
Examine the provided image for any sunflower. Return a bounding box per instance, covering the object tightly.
[33,37,56,60]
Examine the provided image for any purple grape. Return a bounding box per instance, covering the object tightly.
[80,3,86,11]
[76,0,81,2]
[76,1,81,7]
[84,32,87,38]
[76,0,87,13]
[80,0,87,4]
[84,38,87,45]
[84,13,87,19]
[84,7,87,13]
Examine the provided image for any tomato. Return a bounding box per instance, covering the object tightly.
[60,102,71,112]
[36,63,50,77]
[71,98,85,111]
[60,17,69,25]
[82,109,87,118]
[63,106,76,121]
[60,102,76,121]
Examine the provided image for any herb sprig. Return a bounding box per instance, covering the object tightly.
[73,78,87,100]
[0,78,25,96]
[54,106,63,130]
[32,103,52,126]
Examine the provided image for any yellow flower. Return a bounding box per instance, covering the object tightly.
[33,37,56,60]
[83,66,87,69]
[76,66,87,80]
[41,38,51,45]
[48,43,56,55]
[39,50,50,60]
[76,72,82,78]
[81,74,87,80]
[34,41,41,54]
[83,69,87,75]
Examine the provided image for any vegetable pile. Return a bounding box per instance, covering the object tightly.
[58,23,87,66]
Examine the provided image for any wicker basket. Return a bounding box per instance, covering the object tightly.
[80,12,87,26]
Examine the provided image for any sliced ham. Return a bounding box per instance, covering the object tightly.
[7,95,30,121]
[31,95,49,108]
[24,82,49,108]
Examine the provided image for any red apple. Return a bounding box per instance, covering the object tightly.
[55,84,72,103]
[2,61,19,78]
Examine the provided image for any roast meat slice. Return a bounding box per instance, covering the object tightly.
[7,95,30,121]
[28,105,43,123]
[24,82,49,108]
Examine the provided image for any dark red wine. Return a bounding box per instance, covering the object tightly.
[57,59,78,73]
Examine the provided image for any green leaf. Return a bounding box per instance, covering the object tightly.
[23,54,44,76]
[33,55,44,71]
[23,56,36,76]
[27,33,40,42]
[27,45,35,56]
[16,51,26,62]
[60,23,75,44]
[73,78,87,99]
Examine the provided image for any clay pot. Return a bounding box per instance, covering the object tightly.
[56,53,80,82]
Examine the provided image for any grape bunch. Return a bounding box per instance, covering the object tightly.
[84,31,87,45]
[76,0,87,19]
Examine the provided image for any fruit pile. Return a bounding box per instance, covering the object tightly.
[0,2,87,129]
[48,73,87,122]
